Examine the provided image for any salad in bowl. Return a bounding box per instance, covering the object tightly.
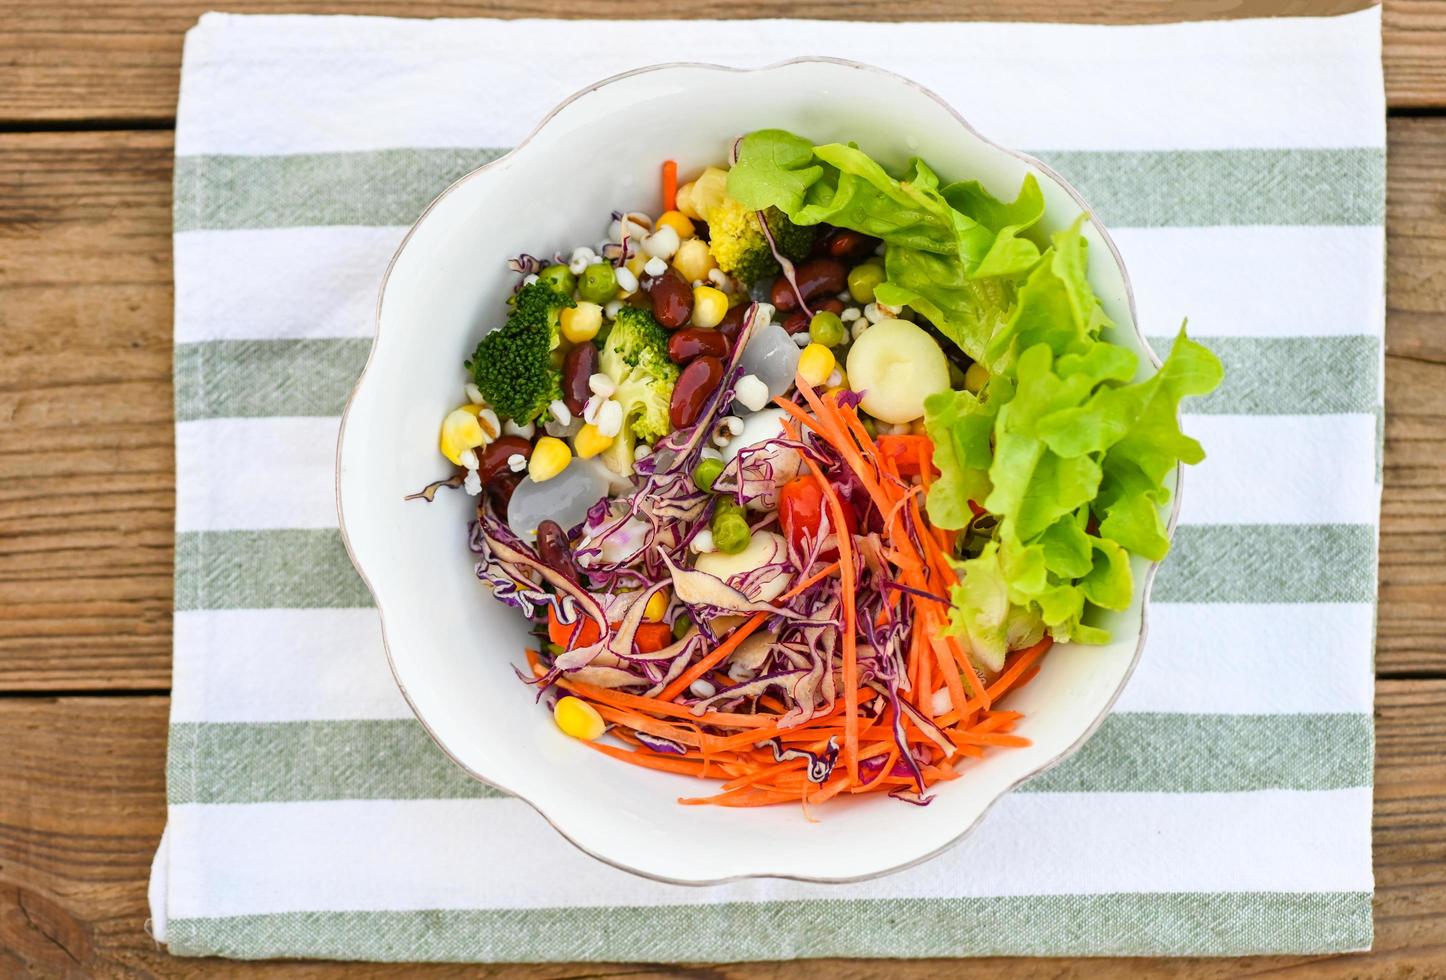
[422,128,1222,810]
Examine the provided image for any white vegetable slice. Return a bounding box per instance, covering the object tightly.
[691,531,792,602]
[844,318,951,424]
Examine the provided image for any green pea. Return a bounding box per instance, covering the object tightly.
[808,311,845,347]
[963,362,990,395]
[692,457,724,493]
[710,499,751,555]
[860,416,878,437]
[847,262,886,304]
[672,613,694,640]
[578,262,619,303]
[537,264,576,295]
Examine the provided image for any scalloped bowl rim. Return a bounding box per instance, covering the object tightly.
[336,57,1181,887]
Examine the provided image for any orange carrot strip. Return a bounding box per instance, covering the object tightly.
[589,703,720,750]
[927,619,969,716]
[801,454,859,784]
[992,637,1053,693]
[557,678,776,729]
[771,394,832,440]
[661,160,678,212]
[586,740,710,777]
[679,786,797,807]
[950,730,1031,748]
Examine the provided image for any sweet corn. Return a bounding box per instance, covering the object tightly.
[674,180,700,220]
[528,436,572,482]
[642,588,669,623]
[439,407,487,465]
[573,422,614,459]
[625,253,649,279]
[797,343,837,388]
[560,302,603,343]
[691,286,729,328]
[655,210,695,239]
[964,362,990,394]
[553,696,605,741]
[671,237,715,283]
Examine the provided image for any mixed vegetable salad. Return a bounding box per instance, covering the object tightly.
[423,131,1223,808]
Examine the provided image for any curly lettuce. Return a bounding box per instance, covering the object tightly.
[923,222,1222,664]
[732,128,1223,666]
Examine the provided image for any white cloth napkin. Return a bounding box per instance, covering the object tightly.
[152,9,1384,961]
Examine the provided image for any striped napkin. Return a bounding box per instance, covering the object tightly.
[151,9,1384,961]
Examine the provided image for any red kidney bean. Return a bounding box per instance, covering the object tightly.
[534,519,580,584]
[561,342,598,415]
[769,257,848,312]
[487,473,522,520]
[827,230,882,260]
[667,327,730,364]
[669,355,724,430]
[781,310,809,335]
[477,435,533,483]
[820,298,845,315]
[643,268,693,329]
[717,303,749,348]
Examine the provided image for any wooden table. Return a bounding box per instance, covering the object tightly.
[2,0,1443,975]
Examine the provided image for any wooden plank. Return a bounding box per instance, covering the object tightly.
[0,131,176,691]
[0,684,1440,975]
[0,0,1439,124]
[1,121,1444,689]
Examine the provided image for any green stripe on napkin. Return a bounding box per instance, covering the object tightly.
[165,891,1372,960]
[173,147,1384,233]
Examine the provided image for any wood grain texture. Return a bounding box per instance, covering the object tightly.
[0,0,1441,123]
[3,122,1444,688]
[0,686,1440,978]
[0,131,175,691]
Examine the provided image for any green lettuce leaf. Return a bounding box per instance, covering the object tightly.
[730,128,1223,659]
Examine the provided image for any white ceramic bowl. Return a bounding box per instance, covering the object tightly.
[337,59,1177,885]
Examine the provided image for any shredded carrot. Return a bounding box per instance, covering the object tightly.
[539,376,1057,810]
[801,451,859,783]
[661,160,678,212]
[656,560,840,702]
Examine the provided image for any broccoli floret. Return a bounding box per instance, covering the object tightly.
[707,199,817,285]
[707,197,778,285]
[598,306,680,475]
[465,280,574,423]
[764,207,817,262]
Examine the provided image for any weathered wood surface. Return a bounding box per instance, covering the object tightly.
[0,1,1442,122]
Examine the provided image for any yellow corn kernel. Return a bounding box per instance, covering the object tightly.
[674,180,700,219]
[439,407,487,465]
[553,696,605,741]
[573,422,614,459]
[642,589,669,623]
[910,418,928,436]
[528,436,572,482]
[655,210,695,239]
[672,237,715,283]
[963,362,990,394]
[560,302,603,343]
[625,253,649,279]
[691,286,729,329]
[797,343,837,389]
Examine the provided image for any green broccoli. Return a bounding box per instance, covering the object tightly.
[707,199,817,284]
[465,280,574,423]
[597,306,680,475]
[764,207,817,262]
